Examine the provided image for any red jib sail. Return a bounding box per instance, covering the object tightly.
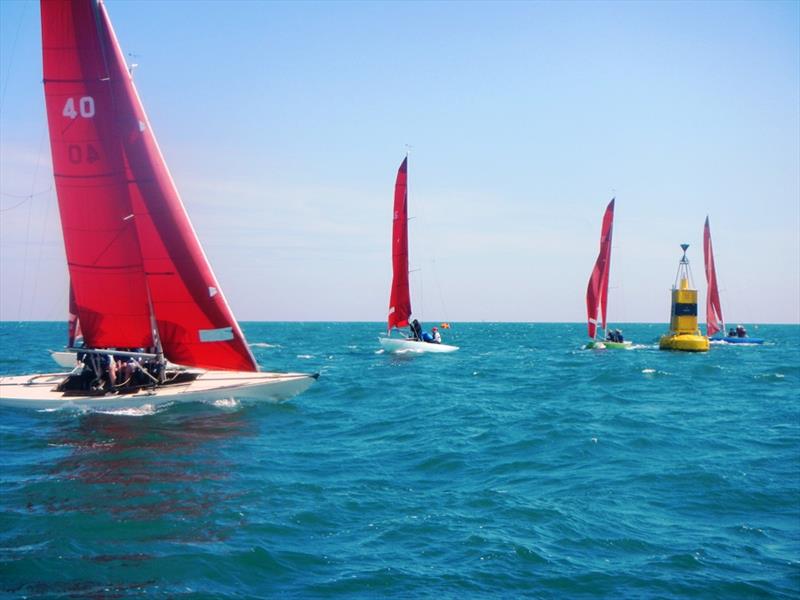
[586,199,615,339]
[42,0,256,371]
[387,157,411,332]
[703,216,724,337]
[67,281,82,347]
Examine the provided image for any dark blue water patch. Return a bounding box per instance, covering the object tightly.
[1,322,798,598]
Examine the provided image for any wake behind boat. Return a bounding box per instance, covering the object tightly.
[584,198,632,350]
[377,157,458,355]
[0,0,316,408]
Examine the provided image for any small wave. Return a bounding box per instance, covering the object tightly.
[754,373,786,381]
[48,440,114,449]
[37,405,80,414]
[94,403,158,417]
[642,368,670,377]
[209,398,240,409]
[297,354,314,359]
[250,342,280,348]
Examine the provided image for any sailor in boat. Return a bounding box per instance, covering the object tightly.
[63,348,163,395]
[728,327,737,337]
[432,327,442,344]
[409,319,423,341]
[736,325,747,338]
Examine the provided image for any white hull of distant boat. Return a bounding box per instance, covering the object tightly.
[51,351,78,368]
[586,340,633,350]
[378,337,459,354]
[0,370,317,410]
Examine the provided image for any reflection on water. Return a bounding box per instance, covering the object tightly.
[2,403,267,597]
[41,406,255,516]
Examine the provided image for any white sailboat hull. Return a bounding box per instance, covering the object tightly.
[51,351,78,368]
[0,370,317,410]
[378,337,459,354]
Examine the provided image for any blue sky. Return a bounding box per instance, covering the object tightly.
[1,0,798,324]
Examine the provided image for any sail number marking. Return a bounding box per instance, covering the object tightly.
[62,96,96,119]
[67,144,100,164]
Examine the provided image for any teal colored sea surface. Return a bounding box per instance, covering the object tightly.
[1,322,798,598]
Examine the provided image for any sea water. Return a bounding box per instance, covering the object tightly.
[0,322,798,598]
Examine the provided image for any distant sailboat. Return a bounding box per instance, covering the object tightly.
[0,0,317,409]
[585,199,631,349]
[377,157,458,354]
[659,244,709,352]
[703,217,763,345]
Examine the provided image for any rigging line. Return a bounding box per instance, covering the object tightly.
[16,189,34,320]
[30,187,56,321]
[0,186,54,212]
[1,187,53,199]
[16,126,48,320]
[0,1,27,114]
[0,197,29,212]
[431,257,450,323]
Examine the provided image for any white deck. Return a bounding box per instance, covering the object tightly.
[0,370,317,410]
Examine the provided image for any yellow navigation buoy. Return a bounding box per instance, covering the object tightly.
[659,244,710,352]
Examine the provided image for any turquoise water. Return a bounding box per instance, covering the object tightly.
[1,322,798,598]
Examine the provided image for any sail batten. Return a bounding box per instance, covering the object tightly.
[387,157,411,332]
[703,217,724,337]
[586,199,615,339]
[43,0,256,371]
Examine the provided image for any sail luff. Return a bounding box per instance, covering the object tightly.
[586,199,615,339]
[387,157,411,332]
[703,216,724,337]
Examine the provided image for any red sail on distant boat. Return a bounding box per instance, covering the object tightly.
[378,157,458,354]
[703,216,724,337]
[387,157,411,332]
[42,0,256,371]
[586,199,615,339]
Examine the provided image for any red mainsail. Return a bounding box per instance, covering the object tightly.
[703,216,724,337]
[586,199,615,339]
[42,0,257,371]
[387,157,411,332]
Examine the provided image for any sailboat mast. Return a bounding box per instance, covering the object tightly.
[144,284,166,383]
